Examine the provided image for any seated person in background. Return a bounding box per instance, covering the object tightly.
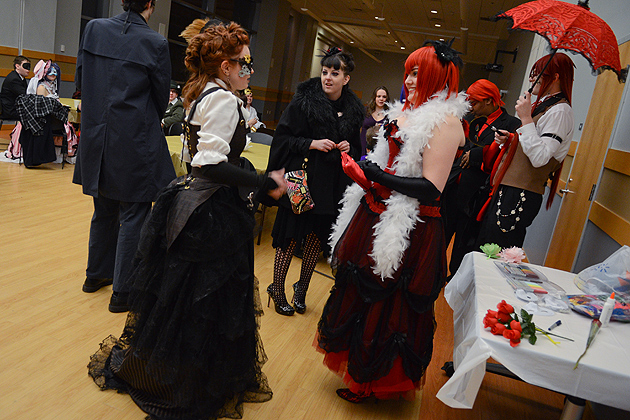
[29,60,79,158]
[360,124,379,160]
[35,62,61,98]
[0,55,30,120]
[162,81,184,135]
[244,88,265,130]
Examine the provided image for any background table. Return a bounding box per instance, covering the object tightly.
[436,252,630,413]
[58,98,80,124]
[165,135,270,177]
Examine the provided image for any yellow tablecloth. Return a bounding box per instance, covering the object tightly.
[58,98,80,124]
[165,135,270,177]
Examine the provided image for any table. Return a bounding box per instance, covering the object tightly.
[436,252,630,415]
[58,98,80,124]
[165,135,270,177]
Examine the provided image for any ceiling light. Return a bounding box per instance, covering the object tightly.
[431,10,438,14]
[394,40,398,43]
[350,40,354,43]
[435,23,441,27]
[439,38,445,41]
[400,46,405,50]
[300,0,308,11]
[374,3,385,21]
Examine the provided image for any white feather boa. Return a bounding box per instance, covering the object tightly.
[329,90,469,279]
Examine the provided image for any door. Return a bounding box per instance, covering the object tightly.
[544,41,630,271]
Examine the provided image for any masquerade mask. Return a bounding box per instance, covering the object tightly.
[243,88,252,95]
[48,68,58,76]
[230,55,253,77]
[21,62,31,71]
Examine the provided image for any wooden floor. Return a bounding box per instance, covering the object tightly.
[0,158,599,420]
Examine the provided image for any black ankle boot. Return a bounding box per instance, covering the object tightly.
[292,282,307,314]
[266,284,295,316]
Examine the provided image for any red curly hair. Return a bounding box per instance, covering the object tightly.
[402,45,459,110]
[182,22,249,107]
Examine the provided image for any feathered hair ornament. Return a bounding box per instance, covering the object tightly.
[423,38,463,68]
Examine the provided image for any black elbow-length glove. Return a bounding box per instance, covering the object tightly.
[359,160,441,201]
[197,161,278,191]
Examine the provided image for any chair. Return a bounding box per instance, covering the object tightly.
[248,132,273,145]
[256,127,275,137]
[167,122,184,136]
[247,131,274,244]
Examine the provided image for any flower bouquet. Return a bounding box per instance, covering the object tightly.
[483,300,573,347]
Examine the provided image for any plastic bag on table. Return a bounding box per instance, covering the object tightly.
[575,245,630,303]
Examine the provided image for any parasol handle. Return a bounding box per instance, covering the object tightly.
[528,49,557,94]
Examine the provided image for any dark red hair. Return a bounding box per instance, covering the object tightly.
[182,22,249,107]
[402,45,459,110]
[530,52,575,105]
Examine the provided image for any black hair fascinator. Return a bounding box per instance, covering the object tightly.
[423,38,463,68]
[320,46,343,58]
[201,19,224,33]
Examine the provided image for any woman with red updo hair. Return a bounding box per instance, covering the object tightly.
[316,41,469,403]
[87,22,285,420]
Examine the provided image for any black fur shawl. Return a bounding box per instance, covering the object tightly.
[264,77,365,213]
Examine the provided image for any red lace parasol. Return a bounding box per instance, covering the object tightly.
[497,0,625,82]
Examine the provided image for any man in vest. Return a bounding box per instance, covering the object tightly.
[476,52,575,249]
[447,79,521,274]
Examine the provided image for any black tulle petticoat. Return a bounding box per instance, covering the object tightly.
[88,181,272,420]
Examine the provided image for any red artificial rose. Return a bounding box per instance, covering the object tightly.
[503,328,522,347]
[490,322,507,335]
[496,311,512,323]
[497,300,514,314]
[483,311,500,328]
[486,310,499,318]
[497,300,514,323]
[510,320,522,333]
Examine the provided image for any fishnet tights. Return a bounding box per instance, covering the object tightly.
[271,233,321,304]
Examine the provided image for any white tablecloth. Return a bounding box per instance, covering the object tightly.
[436,252,630,411]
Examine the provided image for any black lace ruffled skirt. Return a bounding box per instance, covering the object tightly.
[88,181,272,420]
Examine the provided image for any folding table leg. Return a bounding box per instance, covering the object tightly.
[559,396,586,420]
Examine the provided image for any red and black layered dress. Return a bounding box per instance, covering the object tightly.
[316,92,469,400]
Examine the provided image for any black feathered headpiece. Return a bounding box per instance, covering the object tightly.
[422,38,463,68]
[320,46,343,59]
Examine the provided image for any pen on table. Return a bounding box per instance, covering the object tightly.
[548,320,562,331]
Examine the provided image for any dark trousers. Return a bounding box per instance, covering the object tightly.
[86,195,151,293]
[476,185,543,250]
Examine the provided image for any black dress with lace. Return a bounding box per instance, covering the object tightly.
[88,88,272,420]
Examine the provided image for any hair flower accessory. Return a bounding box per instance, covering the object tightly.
[422,38,463,68]
[499,246,526,263]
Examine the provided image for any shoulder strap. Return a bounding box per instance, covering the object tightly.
[187,86,223,123]
[184,86,225,159]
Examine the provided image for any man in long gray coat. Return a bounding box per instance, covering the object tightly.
[73,0,176,312]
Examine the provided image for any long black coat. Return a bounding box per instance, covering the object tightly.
[0,70,28,120]
[265,77,364,215]
[73,11,175,202]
